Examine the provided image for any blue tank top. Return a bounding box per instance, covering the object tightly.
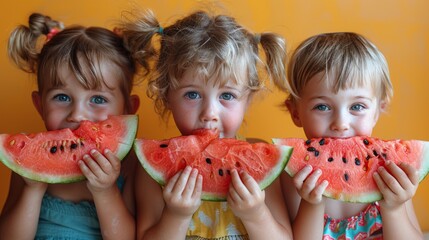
[35,175,125,240]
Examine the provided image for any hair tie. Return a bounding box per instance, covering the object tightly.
[157,26,164,35]
[254,34,261,44]
[46,28,61,42]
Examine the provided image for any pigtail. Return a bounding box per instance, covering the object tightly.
[121,10,161,76]
[8,13,63,73]
[258,32,289,92]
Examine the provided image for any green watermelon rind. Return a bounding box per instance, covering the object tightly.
[0,115,138,184]
[202,144,293,201]
[134,138,167,186]
[272,138,429,203]
[134,140,293,201]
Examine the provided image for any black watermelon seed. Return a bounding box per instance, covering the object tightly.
[80,142,84,146]
[319,138,325,145]
[373,150,379,157]
[60,145,64,151]
[71,143,78,149]
[382,153,387,159]
[205,158,212,164]
[342,157,347,163]
[305,139,312,145]
[366,155,371,160]
[355,158,361,166]
[160,144,168,148]
[307,147,316,152]
[314,150,320,157]
[218,169,224,176]
[328,157,334,162]
[344,173,349,181]
[363,139,369,145]
[227,170,231,175]
[50,146,57,154]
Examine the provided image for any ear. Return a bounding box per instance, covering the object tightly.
[31,91,44,117]
[285,98,302,127]
[127,94,140,114]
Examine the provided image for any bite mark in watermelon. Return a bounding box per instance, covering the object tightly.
[273,136,429,203]
[134,129,293,201]
[0,115,138,183]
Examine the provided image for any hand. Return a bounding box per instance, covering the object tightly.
[293,165,328,205]
[163,166,202,218]
[227,170,267,221]
[374,161,419,210]
[79,149,121,193]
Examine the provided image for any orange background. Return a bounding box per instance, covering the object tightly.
[1,0,428,231]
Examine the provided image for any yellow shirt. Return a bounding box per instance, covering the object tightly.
[186,201,248,239]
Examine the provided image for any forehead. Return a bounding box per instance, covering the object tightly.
[179,64,248,88]
[302,72,376,99]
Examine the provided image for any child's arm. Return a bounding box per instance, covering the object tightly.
[228,170,293,240]
[374,161,423,239]
[80,149,135,240]
[0,172,47,239]
[135,165,202,240]
[282,165,329,240]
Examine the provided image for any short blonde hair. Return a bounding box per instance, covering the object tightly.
[286,32,393,107]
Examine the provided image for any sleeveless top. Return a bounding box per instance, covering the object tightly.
[186,201,249,239]
[323,202,383,239]
[34,175,125,240]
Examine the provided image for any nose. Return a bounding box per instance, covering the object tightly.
[330,110,350,132]
[67,102,90,123]
[200,99,219,122]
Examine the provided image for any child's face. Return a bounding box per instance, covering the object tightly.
[33,64,127,131]
[287,72,381,139]
[167,69,250,138]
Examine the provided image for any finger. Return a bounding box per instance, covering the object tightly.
[384,161,414,189]
[373,169,393,199]
[89,149,112,174]
[164,169,182,193]
[102,149,121,173]
[182,168,199,198]
[311,180,329,199]
[79,159,96,180]
[81,153,103,175]
[171,166,192,194]
[301,169,322,194]
[192,174,203,199]
[377,165,403,194]
[293,165,313,189]
[398,162,419,185]
[239,171,260,195]
[229,169,250,199]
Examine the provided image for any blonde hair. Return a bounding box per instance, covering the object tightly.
[286,32,393,107]
[121,10,287,118]
[8,13,136,111]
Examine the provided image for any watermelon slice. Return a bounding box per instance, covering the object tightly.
[273,137,429,203]
[0,115,138,183]
[134,129,293,201]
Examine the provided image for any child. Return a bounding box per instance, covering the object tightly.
[279,32,423,239]
[121,10,293,239]
[0,13,139,239]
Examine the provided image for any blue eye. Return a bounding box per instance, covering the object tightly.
[185,92,200,100]
[314,104,330,111]
[53,94,70,102]
[220,93,234,100]
[351,104,365,111]
[91,96,107,104]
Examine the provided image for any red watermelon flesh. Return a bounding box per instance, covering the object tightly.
[134,129,293,201]
[0,115,138,183]
[273,137,429,203]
